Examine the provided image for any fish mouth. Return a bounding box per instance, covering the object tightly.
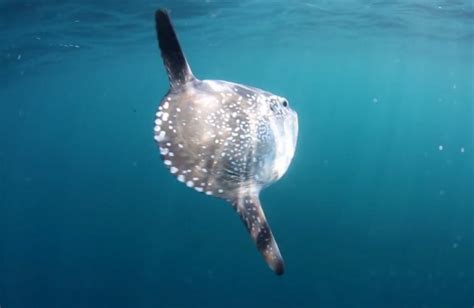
[288,109,299,149]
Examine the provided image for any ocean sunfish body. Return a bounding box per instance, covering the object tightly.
[153,9,298,275]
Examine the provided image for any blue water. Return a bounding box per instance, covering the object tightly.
[1,1,473,307]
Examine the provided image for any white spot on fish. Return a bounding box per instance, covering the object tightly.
[170,167,178,174]
[163,102,169,109]
[162,112,169,121]
[186,181,194,187]
[156,131,166,142]
[177,175,185,182]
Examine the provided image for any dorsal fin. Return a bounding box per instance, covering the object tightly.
[155,9,195,88]
[233,194,285,275]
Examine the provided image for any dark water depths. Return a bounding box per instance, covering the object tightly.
[1,1,473,307]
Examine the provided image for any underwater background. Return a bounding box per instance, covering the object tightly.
[1,0,473,307]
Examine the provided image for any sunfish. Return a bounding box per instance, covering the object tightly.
[153,9,298,275]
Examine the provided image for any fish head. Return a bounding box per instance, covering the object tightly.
[254,92,298,183]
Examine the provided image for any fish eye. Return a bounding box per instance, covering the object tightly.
[282,100,288,108]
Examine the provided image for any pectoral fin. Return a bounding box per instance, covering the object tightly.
[232,194,285,275]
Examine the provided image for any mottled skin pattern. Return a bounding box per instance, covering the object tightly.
[153,9,298,275]
[154,80,297,197]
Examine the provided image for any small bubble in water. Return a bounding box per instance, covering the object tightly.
[438,145,444,151]
[460,147,465,153]
[452,243,458,249]
[372,97,379,104]
[17,54,22,60]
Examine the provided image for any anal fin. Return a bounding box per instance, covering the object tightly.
[232,194,285,275]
